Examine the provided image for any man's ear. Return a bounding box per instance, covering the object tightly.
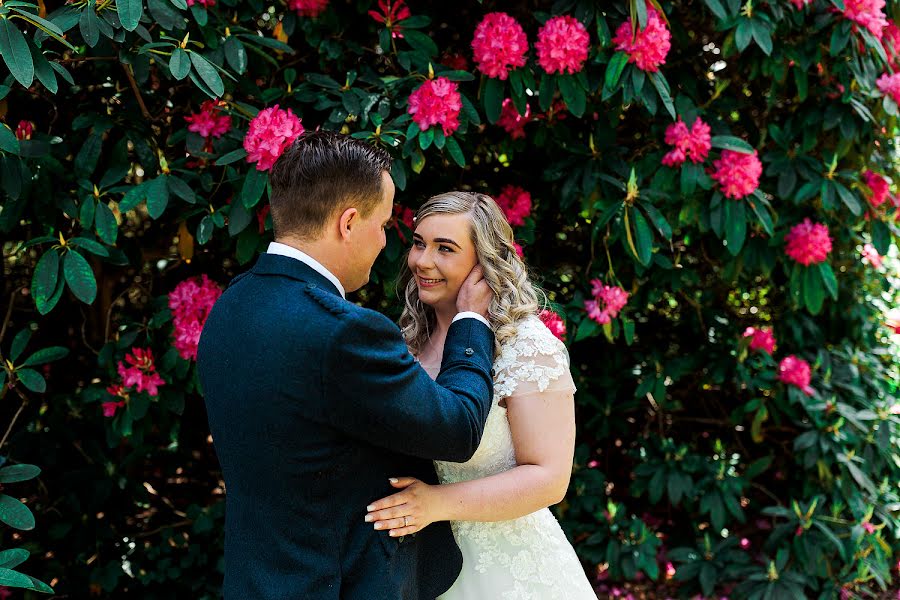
[338,207,359,240]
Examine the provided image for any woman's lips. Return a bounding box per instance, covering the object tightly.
[417,276,445,288]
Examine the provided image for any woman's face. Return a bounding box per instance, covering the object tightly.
[408,213,478,312]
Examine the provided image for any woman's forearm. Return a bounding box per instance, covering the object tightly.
[435,464,569,523]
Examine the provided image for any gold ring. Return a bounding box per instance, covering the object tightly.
[404,516,408,527]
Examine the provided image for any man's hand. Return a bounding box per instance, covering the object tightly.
[456,264,493,318]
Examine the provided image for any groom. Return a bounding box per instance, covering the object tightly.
[197,131,496,599]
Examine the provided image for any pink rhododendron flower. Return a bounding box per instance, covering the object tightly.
[513,241,524,257]
[184,100,232,139]
[539,309,566,341]
[877,72,900,104]
[117,348,166,397]
[584,299,611,324]
[585,280,630,324]
[743,326,776,354]
[407,77,462,135]
[612,5,671,73]
[662,117,711,167]
[862,521,876,534]
[497,98,531,139]
[15,120,33,140]
[884,21,900,67]
[169,275,223,361]
[243,105,305,172]
[368,0,410,38]
[784,218,833,265]
[779,355,814,395]
[710,149,762,199]
[535,15,590,75]
[186,0,214,6]
[842,0,888,38]
[102,384,127,417]
[289,0,328,17]
[861,243,883,268]
[864,170,890,207]
[471,12,529,80]
[495,185,532,226]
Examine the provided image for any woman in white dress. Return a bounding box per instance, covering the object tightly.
[365,191,597,599]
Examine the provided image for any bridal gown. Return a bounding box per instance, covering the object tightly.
[420,315,597,600]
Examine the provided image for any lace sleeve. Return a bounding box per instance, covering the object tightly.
[493,316,576,400]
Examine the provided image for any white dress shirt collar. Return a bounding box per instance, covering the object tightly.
[266,241,346,299]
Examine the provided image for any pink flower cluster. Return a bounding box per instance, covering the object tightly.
[102,384,127,417]
[784,218,833,266]
[495,185,532,226]
[15,120,33,140]
[408,77,462,135]
[184,100,232,139]
[539,309,566,341]
[861,243,883,269]
[662,117,711,167]
[612,5,671,73]
[779,355,814,395]
[169,275,223,361]
[104,347,166,417]
[243,105,305,172]
[584,280,630,325]
[743,326,776,355]
[369,0,410,39]
[842,0,888,38]
[863,170,890,208]
[535,16,590,75]
[710,150,762,199]
[471,12,529,80]
[289,0,328,17]
[497,98,532,139]
[877,72,900,105]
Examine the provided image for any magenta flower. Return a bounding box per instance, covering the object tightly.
[513,241,524,258]
[243,105,305,172]
[495,185,532,226]
[103,384,127,417]
[779,355,814,395]
[584,299,611,324]
[710,149,762,199]
[743,326,776,355]
[612,5,671,73]
[535,15,590,75]
[662,117,711,167]
[186,0,214,6]
[169,275,223,361]
[884,22,900,68]
[863,170,890,208]
[539,309,566,341]
[790,0,812,8]
[184,100,232,139]
[585,280,629,325]
[117,348,165,397]
[368,0,410,39]
[497,98,531,139]
[784,219,833,266]
[407,77,462,135]
[861,243,883,269]
[289,0,328,17]
[14,120,33,141]
[877,72,900,104]
[842,0,888,38]
[471,12,529,80]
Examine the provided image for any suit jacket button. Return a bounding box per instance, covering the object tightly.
[464,348,474,356]
[307,283,316,290]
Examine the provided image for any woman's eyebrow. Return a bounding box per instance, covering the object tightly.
[412,233,462,249]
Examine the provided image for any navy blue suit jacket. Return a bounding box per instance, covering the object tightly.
[197,252,495,599]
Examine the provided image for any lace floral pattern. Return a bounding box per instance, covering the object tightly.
[434,315,595,600]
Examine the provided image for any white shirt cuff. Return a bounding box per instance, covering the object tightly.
[452,312,490,328]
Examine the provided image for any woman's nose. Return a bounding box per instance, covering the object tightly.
[415,248,435,269]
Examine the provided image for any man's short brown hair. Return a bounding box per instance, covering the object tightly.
[268,131,392,239]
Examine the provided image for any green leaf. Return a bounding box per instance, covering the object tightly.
[0,18,35,88]
[539,72,556,112]
[833,182,862,216]
[215,148,248,166]
[23,573,54,593]
[750,19,773,55]
[444,136,465,167]
[639,202,672,240]
[0,567,33,588]
[78,5,100,47]
[558,74,586,117]
[648,71,675,120]
[418,126,434,150]
[146,176,169,219]
[224,36,247,74]
[117,0,143,31]
[871,219,890,255]
[168,175,196,204]
[632,208,653,265]
[748,194,774,236]
[227,199,251,236]
[29,40,58,94]
[483,76,504,124]
[94,202,117,245]
[15,368,45,393]
[0,549,29,569]
[0,465,40,483]
[241,168,268,209]
[725,199,747,255]
[735,18,752,51]
[0,124,20,154]
[604,52,628,91]
[189,52,225,97]
[31,250,60,315]
[703,0,728,19]
[711,135,754,153]
[197,214,214,245]
[803,265,824,315]
[63,249,97,304]
[403,30,437,56]
[75,133,103,177]
[23,347,68,367]
[169,47,190,80]
[10,328,30,363]
[0,495,33,530]
[0,370,6,390]
[818,262,837,300]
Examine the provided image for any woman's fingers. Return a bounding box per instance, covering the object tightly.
[373,515,412,532]
[366,503,410,523]
[387,523,420,537]
[366,493,407,513]
[389,477,418,488]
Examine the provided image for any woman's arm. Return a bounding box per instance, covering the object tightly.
[365,385,576,535]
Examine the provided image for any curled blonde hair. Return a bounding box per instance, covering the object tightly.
[398,191,545,356]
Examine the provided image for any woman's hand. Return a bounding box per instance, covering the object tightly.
[365,477,445,537]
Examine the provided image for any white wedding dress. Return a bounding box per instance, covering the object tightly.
[420,315,597,600]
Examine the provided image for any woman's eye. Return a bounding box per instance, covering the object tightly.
[413,240,425,248]
[439,245,454,252]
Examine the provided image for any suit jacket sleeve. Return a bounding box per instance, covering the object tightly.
[320,310,495,462]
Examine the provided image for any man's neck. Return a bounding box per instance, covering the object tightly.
[273,237,347,291]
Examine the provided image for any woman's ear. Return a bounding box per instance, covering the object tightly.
[338,207,359,240]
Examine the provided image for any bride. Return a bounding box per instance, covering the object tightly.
[365,191,596,599]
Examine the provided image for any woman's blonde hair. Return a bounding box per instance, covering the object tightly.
[398,191,545,356]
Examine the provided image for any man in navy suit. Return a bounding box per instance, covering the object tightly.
[197,131,495,599]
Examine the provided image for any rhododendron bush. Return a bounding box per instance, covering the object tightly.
[1,0,899,597]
